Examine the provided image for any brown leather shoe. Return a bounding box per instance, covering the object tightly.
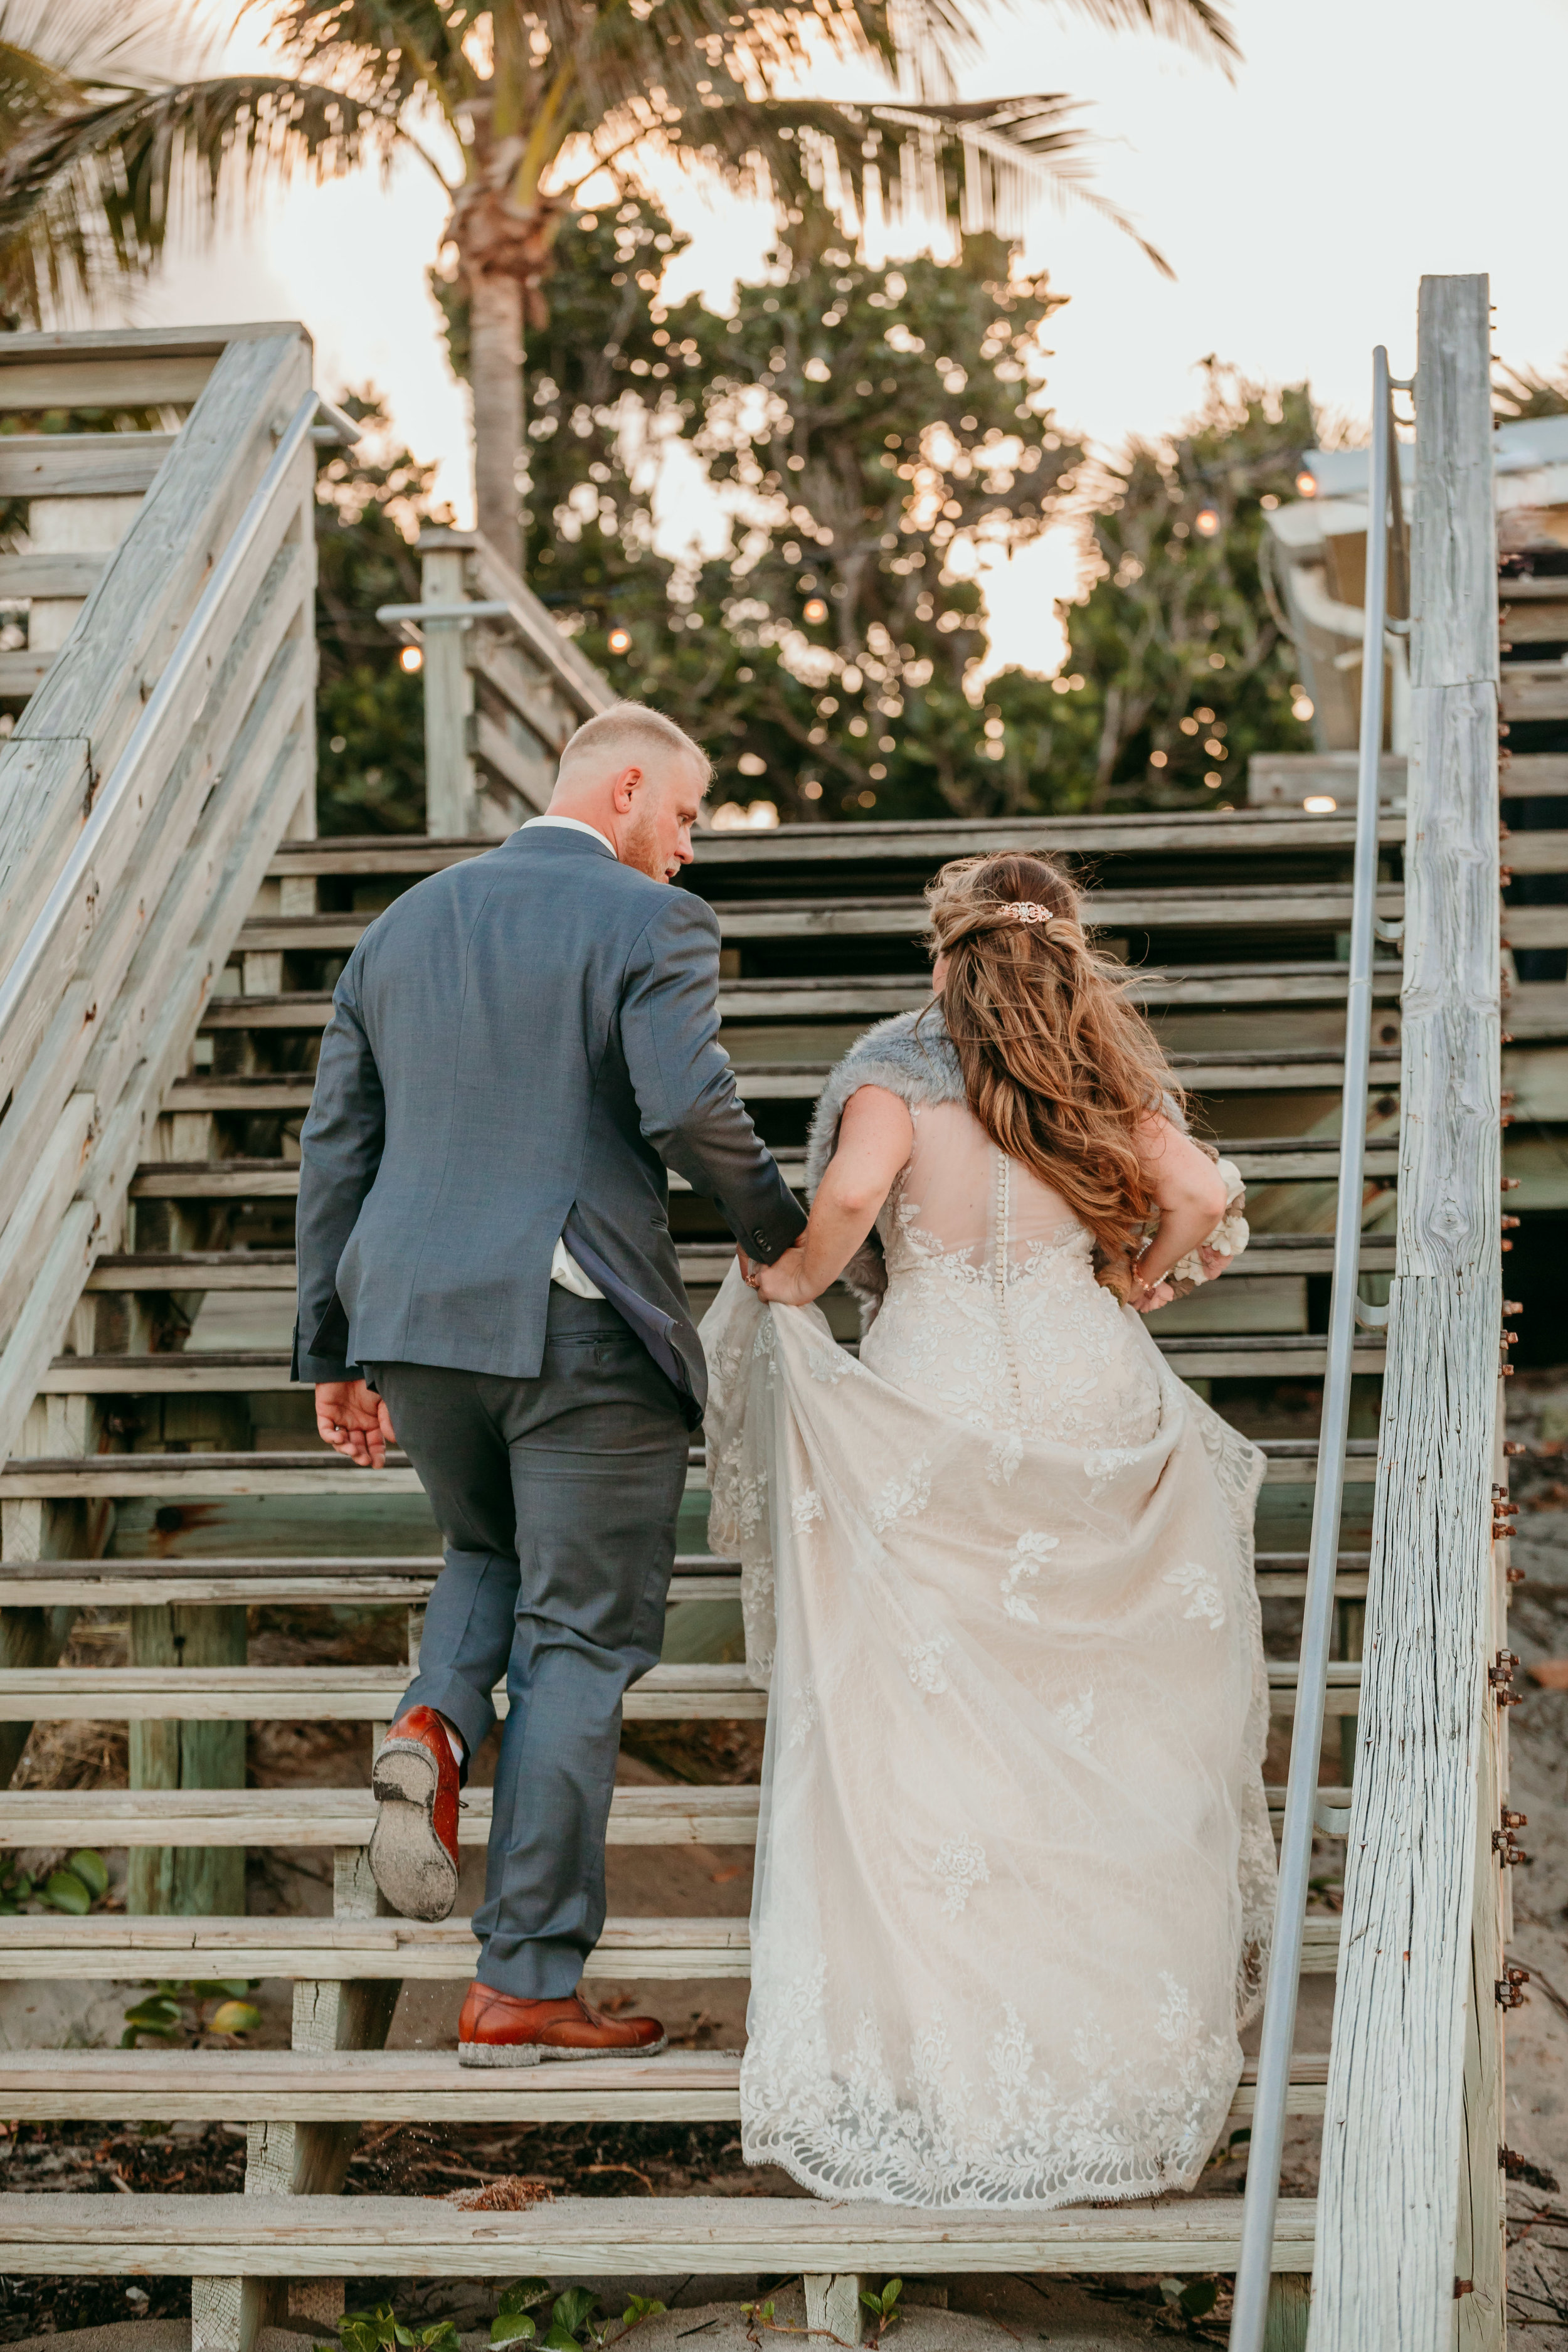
[457,1983,668,2069]
[369,1705,460,1922]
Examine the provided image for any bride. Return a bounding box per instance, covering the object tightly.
[702,849,1273,2211]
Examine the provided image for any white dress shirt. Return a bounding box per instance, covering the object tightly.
[522,813,615,1300]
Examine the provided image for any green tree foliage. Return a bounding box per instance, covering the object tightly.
[493,201,1088,822]
[1046,366,1318,808]
[313,394,454,835]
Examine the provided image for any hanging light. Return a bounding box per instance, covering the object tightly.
[803,598,828,624]
[1295,469,1317,498]
[1194,504,1221,538]
[399,645,423,674]
[607,627,632,654]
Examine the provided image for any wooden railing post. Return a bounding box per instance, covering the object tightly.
[1309,275,1503,2344]
[420,543,476,835]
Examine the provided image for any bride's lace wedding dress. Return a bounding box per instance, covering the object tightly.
[703,1081,1273,2211]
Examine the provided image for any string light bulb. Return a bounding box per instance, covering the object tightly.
[608,627,632,654]
[399,645,423,674]
[803,598,828,623]
[1194,504,1221,538]
[1295,469,1317,498]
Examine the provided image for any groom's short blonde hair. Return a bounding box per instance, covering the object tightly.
[556,702,712,789]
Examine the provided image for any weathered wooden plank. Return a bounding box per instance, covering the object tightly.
[201,961,1408,1030]
[0,357,215,409]
[0,2043,1330,2128]
[1498,662,1568,721]
[236,884,1406,954]
[77,1237,1397,1293]
[0,539,315,1258]
[0,553,107,598]
[0,1783,763,1848]
[122,1140,1403,1199]
[38,1333,1388,1392]
[433,527,617,721]
[1499,827,1568,873]
[0,435,176,497]
[1313,272,1504,2352]
[0,1571,731,1609]
[0,1778,1342,1852]
[0,1660,773,1722]
[0,1912,759,1982]
[0,2190,1320,2277]
[0,333,308,1034]
[0,703,316,1463]
[85,1251,299,1291]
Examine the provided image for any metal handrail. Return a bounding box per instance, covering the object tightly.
[1227,345,1403,2348]
[0,387,356,1062]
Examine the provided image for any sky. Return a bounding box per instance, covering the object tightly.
[115,0,1568,677]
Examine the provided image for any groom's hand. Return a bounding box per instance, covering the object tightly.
[315,1379,395,1468]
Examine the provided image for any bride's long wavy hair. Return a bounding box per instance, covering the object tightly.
[924,850,1182,1281]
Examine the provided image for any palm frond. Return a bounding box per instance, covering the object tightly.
[0,73,392,321]
[1049,0,1239,72]
[877,98,1174,272]
[250,0,481,115]
[0,0,221,88]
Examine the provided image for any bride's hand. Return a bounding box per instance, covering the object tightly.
[1127,1276,1175,1315]
[751,1236,816,1306]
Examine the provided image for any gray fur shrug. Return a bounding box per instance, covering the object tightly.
[802,1003,1222,1327]
[803,1004,963,1322]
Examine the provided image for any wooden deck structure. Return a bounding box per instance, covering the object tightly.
[0,281,1524,2347]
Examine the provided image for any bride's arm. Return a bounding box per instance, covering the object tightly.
[1125,1115,1232,1311]
[752,1086,914,1306]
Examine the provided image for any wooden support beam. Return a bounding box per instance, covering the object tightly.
[1312,273,1506,2350]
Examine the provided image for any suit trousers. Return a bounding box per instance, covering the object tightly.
[370,1291,689,1999]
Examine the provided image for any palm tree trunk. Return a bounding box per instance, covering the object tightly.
[469,270,524,572]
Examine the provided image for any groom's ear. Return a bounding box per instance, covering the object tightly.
[612,764,644,811]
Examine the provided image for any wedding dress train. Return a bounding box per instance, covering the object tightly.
[703,1088,1273,2210]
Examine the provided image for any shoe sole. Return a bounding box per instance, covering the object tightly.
[369,1739,460,1923]
[457,2033,670,2070]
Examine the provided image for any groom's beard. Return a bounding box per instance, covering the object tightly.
[618,802,674,882]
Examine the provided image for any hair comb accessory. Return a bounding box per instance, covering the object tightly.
[1002,901,1062,930]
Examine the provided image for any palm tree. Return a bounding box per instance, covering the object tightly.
[0,0,1238,571]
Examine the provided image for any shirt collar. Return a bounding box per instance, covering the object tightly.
[523,813,617,857]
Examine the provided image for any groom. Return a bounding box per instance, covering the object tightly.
[292,702,804,2067]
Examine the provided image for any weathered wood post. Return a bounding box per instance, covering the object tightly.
[420,541,476,835]
[1309,276,1504,2344]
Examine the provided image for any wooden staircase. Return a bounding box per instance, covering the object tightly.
[0,289,1526,2348]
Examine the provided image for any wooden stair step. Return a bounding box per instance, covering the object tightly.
[0,1660,772,1722]
[201,960,1407,1031]
[0,1439,1380,1497]
[80,1233,1401,1293]
[0,1657,1364,1722]
[265,806,1394,868]
[235,885,1405,957]
[167,1045,1402,1116]
[125,1139,1406,1198]
[39,1333,1391,1392]
[0,1784,761,1847]
[0,2045,1332,2127]
[0,1550,1367,1608]
[0,1910,1343,1981]
[0,1780,1348,1850]
[0,2186,1320,2274]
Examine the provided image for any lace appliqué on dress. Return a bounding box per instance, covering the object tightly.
[933,1833,990,1919]
[1163,1560,1226,1629]
[1001,1529,1059,1623]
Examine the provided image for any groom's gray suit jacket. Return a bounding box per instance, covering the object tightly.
[291,824,804,1418]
